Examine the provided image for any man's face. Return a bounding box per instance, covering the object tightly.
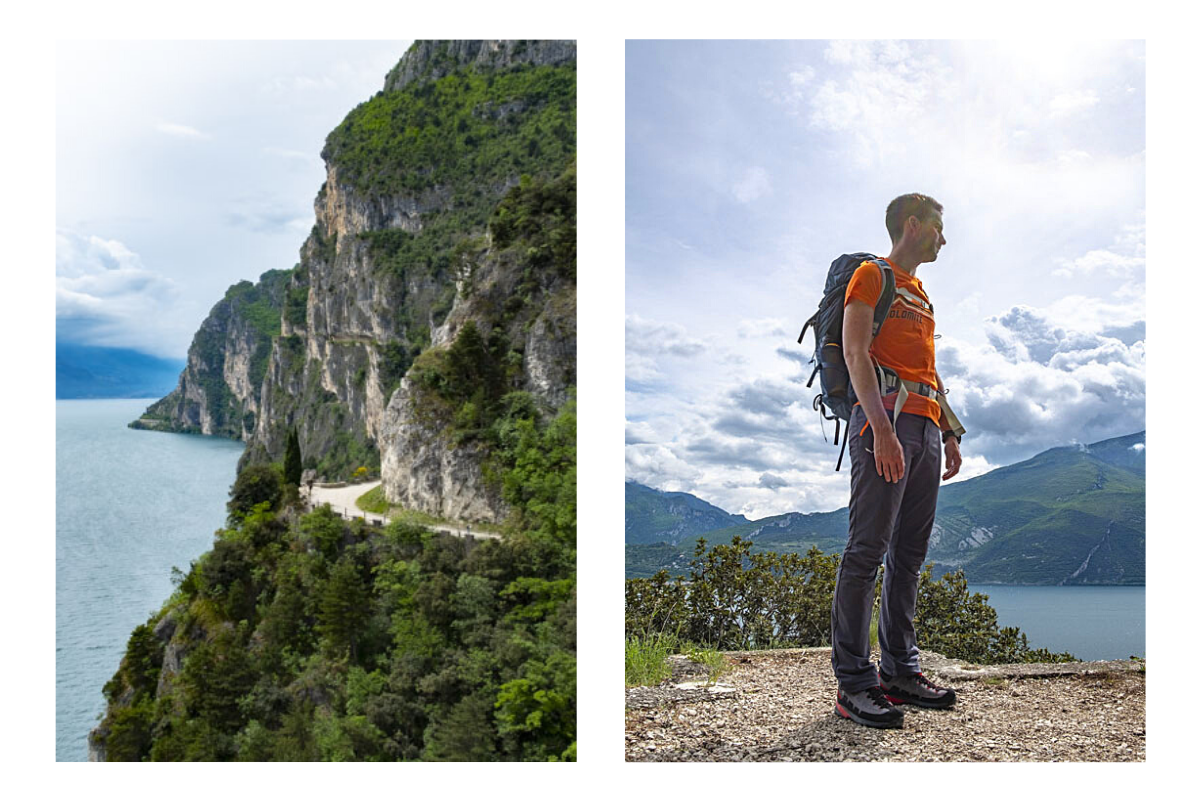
[914,210,946,262]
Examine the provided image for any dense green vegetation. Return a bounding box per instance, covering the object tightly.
[324,63,574,201]
[99,401,576,761]
[625,537,1073,667]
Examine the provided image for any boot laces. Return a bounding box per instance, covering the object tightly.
[864,685,894,711]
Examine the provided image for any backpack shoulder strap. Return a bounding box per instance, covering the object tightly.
[868,258,895,338]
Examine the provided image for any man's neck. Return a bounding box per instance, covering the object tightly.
[885,244,922,275]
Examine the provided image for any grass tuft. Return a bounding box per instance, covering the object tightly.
[625,634,677,687]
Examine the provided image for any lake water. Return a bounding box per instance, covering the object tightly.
[972,584,1145,661]
[56,399,244,762]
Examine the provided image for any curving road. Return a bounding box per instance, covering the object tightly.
[308,480,499,541]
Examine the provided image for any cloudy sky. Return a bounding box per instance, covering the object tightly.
[626,39,1146,519]
[56,40,412,357]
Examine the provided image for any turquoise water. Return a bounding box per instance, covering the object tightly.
[973,584,1145,661]
[56,399,244,761]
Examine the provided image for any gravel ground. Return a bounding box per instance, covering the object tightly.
[625,648,1145,762]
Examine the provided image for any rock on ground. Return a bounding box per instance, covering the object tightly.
[625,648,1145,762]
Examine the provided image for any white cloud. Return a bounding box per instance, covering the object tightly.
[262,73,338,94]
[737,317,789,338]
[796,40,1143,237]
[625,420,658,445]
[732,166,772,203]
[937,300,1145,464]
[56,229,187,356]
[1048,89,1099,116]
[789,66,816,87]
[1053,249,1143,277]
[155,121,211,140]
[263,146,324,166]
[626,314,707,358]
[808,42,955,169]
[225,202,314,234]
[626,352,662,384]
[1056,149,1094,166]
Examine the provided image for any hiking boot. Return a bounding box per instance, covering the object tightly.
[878,668,956,709]
[835,685,904,729]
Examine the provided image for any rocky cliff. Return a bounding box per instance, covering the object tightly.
[131,270,290,438]
[132,39,577,524]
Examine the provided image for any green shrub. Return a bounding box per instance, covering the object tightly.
[625,540,1073,665]
[227,464,283,522]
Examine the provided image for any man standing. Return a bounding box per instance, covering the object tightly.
[830,193,963,729]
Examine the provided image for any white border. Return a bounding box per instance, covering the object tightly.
[7,0,1189,790]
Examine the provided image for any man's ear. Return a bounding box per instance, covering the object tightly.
[903,215,919,240]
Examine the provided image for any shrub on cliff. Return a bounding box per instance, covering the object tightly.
[625,539,1074,664]
[227,464,283,522]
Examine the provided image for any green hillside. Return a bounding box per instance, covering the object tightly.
[625,431,1145,585]
[624,481,745,545]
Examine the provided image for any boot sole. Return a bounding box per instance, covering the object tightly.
[835,701,903,729]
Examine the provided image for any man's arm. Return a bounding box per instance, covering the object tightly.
[843,299,905,483]
[934,369,962,481]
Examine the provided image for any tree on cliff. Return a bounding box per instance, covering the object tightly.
[227,464,283,522]
[284,428,302,487]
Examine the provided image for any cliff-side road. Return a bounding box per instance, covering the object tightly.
[309,481,499,540]
[625,647,1144,762]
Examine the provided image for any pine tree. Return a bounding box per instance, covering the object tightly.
[318,555,369,661]
[284,428,302,487]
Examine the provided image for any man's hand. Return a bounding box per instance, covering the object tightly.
[942,436,962,481]
[873,426,906,483]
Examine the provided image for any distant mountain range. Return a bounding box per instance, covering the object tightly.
[56,343,185,399]
[626,431,1145,585]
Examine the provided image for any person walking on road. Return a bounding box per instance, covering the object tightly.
[830,193,963,729]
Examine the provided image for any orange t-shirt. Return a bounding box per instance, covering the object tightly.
[843,257,940,422]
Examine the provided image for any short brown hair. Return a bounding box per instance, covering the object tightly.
[886,193,943,244]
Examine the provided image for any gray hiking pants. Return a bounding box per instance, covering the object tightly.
[831,404,942,692]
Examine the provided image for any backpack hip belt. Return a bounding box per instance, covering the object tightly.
[876,365,966,440]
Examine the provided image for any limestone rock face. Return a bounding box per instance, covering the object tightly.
[380,377,506,523]
[131,37,575,508]
[131,271,290,439]
[377,206,576,521]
